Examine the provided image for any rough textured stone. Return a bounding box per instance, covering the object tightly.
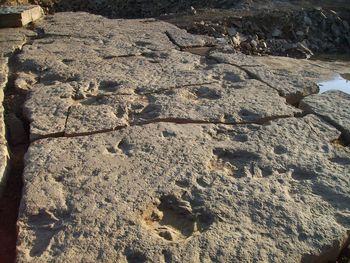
[66,104,129,136]
[253,55,350,82]
[26,78,300,137]
[0,5,44,28]
[17,13,303,138]
[23,83,74,139]
[0,28,30,194]
[128,80,298,124]
[209,50,319,104]
[166,28,216,48]
[0,48,9,195]
[18,45,211,93]
[10,12,350,263]
[0,83,9,193]
[0,28,30,57]
[17,115,350,262]
[300,90,350,143]
[0,145,9,194]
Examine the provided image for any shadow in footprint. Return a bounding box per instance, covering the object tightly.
[142,194,214,241]
[212,148,265,178]
[28,210,60,257]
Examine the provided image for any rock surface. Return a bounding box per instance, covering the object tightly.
[15,12,313,139]
[0,5,44,28]
[25,78,300,138]
[166,28,216,48]
[208,50,319,104]
[300,90,350,144]
[0,11,347,263]
[0,57,10,193]
[18,115,350,262]
[0,28,31,193]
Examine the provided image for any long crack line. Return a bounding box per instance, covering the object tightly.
[208,56,286,97]
[31,114,295,141]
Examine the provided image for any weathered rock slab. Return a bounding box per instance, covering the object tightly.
[209,50,319,104]
[0,28,32,193]
[17,115,350,262]
[300,90,350,143]
[25,79,300,137]
[0,5,44,28]
[130,80,298,124]
[9,12,350,263]
[18,47,212,93]
[16,13,306,138]
[23,83,74,139]
[166,28,216,48]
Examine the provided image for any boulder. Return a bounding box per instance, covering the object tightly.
[0,5,44,28]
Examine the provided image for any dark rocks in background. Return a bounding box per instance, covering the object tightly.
[25,0,243,18]
[181,8,350,58]
[1,0,349,58]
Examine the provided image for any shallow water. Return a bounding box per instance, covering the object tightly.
[318,73,350,94]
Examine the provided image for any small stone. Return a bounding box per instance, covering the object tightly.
[296,31,304,37]
[151,210,163,221]
[331,24,341,37]
[250,39,258,48]
[216,37,228,44]
[75,89,86,100]
[271,28,282,37]
[343,20,350,31]
[227,27,237,37]
[197,175,212,187]
[345,36,350,47]
[319,11,327,19]
[260,41,267,49]
[158,229,175,241]
[304,16,313,26]
[237,32,247,42]
[14,78,30,93]
[14,73,36,93]
[296,42,313,58]
[190,6,197,15]
[305,26,310,35]
[231,36,241,47]
[242,42,252,51]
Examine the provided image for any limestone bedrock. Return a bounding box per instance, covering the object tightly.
[0,27,34,193]
[16,13,309,139]
[5,12,349,263]
[300,90,350,144]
